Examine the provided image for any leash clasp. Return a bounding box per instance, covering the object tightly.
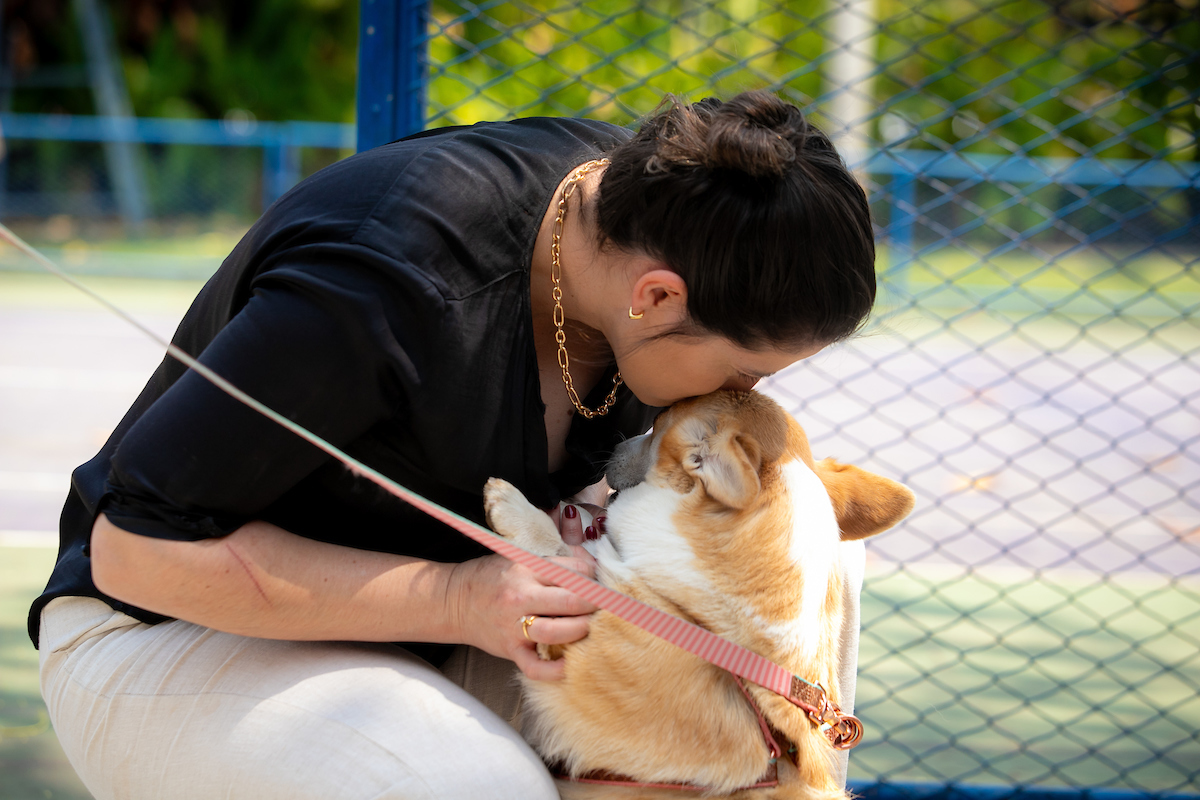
[788,676,865,750]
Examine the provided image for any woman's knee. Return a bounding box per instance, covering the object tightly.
[39,609,556,800]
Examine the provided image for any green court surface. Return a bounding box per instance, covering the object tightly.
[852,564,1200,790]
[3,545,1196,798]
[0,546,91,800]
[0,271,207,312]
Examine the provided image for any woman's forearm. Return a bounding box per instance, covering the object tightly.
[90,513,464,643]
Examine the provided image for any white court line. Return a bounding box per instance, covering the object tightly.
[0,529,57,547]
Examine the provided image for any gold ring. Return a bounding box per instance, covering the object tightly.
[520,614,538,641]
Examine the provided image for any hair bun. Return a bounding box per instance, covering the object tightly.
[703,92,799,178]
[644,91,810,179]
[598,89,875,349]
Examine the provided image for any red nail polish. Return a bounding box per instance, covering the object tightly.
[595,516,607,533]
[585,526,598,540]
[563,505,578,519]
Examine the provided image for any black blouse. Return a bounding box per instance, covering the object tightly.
[30,117,661,655]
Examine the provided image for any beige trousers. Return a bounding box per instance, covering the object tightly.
[39,541,862,799]
[38,596,555,800]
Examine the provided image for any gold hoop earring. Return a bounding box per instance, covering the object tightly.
[628,307,644,320]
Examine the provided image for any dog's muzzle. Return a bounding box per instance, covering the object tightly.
[605,434,653,491]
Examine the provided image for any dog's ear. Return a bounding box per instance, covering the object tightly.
[813,458,915,540]
[688,429,763,509]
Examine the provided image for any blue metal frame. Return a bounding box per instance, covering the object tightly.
[0,113,354,210]
[848,781,1199,800]
[356,0,428,151]
[6,110,1196,254]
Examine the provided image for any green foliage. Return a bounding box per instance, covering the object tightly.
[116,0,360,122]
[3,0,359,122]
[5,0,1190,158]
[426,0,828,127]
[871,0,1199,159]
[424,0,1195,160]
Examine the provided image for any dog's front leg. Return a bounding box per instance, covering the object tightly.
[483,478,571,558]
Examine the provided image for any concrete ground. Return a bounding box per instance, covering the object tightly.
[0,274,203,547]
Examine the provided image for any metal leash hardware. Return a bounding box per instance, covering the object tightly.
[788,676,864,750]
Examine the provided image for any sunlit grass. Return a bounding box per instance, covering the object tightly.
[0,547,92,800]
[854,564,1200,791]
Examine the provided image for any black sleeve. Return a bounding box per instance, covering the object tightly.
[102,246,433,541]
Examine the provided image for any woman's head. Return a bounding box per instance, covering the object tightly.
[596,90,876,351]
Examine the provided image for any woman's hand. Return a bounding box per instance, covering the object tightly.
[446,553,598,681]
[549,477,611,546]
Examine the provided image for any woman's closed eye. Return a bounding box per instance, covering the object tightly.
[724,372,760,391]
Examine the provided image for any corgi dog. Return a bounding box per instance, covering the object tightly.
[484,390,914,799]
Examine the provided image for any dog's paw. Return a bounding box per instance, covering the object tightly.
[483,478,525,539]
[483,478,570,556]
[537,642,566,661]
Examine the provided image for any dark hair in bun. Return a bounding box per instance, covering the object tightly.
[597,90,876,348]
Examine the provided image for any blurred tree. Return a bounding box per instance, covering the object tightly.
[3,0,359,121]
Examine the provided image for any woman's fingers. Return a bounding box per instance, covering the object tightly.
[514,646,566,681]
[573,501,605,520]
[519,612,590,646]
[559,504,584,546]
[565,544,598,568]
[527,584,598,617]
[512,614,590,681]
[451,551,603,682]
[532,554,596,582]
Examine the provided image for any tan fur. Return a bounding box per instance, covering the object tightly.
[812,458,916,541]
[484,390,915,799]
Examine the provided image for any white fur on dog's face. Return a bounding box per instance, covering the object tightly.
[597,477,714,597]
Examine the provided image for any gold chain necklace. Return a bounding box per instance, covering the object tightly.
[550,158,622,419]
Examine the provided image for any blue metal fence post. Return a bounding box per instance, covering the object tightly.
[262,126,301,211]
[357,0,428,152]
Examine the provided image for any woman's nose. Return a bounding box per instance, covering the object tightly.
[721,375,759,392]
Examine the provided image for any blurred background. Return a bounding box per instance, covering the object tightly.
[0,1,1196,798]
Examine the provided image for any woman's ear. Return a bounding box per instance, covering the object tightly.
[629,268,688,324]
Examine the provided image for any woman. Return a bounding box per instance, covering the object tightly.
[31,91,876,799]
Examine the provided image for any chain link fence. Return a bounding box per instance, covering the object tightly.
[1,0,1196,794]
[417,0,1200,793]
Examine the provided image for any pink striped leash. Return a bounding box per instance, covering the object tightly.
[1,223,863,750]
